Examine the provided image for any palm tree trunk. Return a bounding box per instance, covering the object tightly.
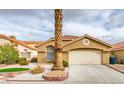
[52,9,64,70]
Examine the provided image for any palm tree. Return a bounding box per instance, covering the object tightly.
[52,9,64,70]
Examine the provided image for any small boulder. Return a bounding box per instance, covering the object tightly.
[31,65,44,74]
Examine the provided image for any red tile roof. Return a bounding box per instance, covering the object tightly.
[36,35,80,48]
[111,41,124,51]
[0,34,12,41]
[19,41,44,44]
[0,34,38,51]
[50,35,80,40]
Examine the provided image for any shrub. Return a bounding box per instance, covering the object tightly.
[63,60,68,67]
[17,58,26,62]
[47,61,54,63]
[0,44,19,64]
[16,58,27,64]
[120,59,124,64]
[19,60,29,66]
[31,65,44,74]
[31,57,37,62]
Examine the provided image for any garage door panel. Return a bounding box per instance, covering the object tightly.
[69,49,102,64]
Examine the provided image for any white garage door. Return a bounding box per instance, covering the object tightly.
[69,49,102,64]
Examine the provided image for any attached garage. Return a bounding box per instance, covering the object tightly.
[37,34,112,65]
[69,49,102,64]
[63,35,112,65]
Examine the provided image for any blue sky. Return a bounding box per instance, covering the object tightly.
[0,9,124,44]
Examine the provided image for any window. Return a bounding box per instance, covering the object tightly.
[21,52,30,58]
[46,46,55,62]
[21,49,30,59]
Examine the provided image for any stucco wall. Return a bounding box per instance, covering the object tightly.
[112,50,124,63]
[37,37,111,64]
[38,51,68,63]
[62,51,68,62]
[37,40,55,52]
[102,51,110,64]
[37,40,72,52]
[0,38,11,45]
[63,37,110,51]
[18,45,38,60]
[37,40,72,63]
[38,52,45,63]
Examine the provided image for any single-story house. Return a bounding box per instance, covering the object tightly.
[111,41,124,63]
[36,34,112,64]
[0,34,38,61]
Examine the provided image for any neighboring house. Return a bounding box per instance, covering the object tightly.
[0,34,38,61]
[111,41,124,63]
[19,41,44,48]
[0,34,11,45]
[36,34,112,64]
[17,44,38,61]
[18,41,44,60]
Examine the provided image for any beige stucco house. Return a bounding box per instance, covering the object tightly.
[0,34,38,61]
[36,34,112,64]
[111,41,124,63]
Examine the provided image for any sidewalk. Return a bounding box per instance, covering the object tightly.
[106,64,124,74]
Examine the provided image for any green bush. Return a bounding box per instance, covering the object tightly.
[17,58,26,62]
[19,60,29,66]
[0,44,19,64]
[31,57,37,62]
[47,61,54,63]
[63,60,68,67]
[120,59,124,64]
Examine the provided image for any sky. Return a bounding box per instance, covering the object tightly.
[0,9,124,44]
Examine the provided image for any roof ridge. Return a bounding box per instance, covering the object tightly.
[62,34,112,48]
[113,41,124,45]
[36,35,80,48]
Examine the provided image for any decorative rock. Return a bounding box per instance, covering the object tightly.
[31,65,44,74]
[5,73,16,78]
[42,70,68,81]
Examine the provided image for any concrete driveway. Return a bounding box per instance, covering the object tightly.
[3,64,124,84]
[67,65,124,84]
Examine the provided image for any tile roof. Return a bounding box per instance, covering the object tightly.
[19,41,44,44]
[50,35,80,40]
[0,34,38,51]
[36,35,80,48]
[111,41,124,51]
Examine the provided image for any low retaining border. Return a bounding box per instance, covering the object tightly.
[105,64,124,74]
